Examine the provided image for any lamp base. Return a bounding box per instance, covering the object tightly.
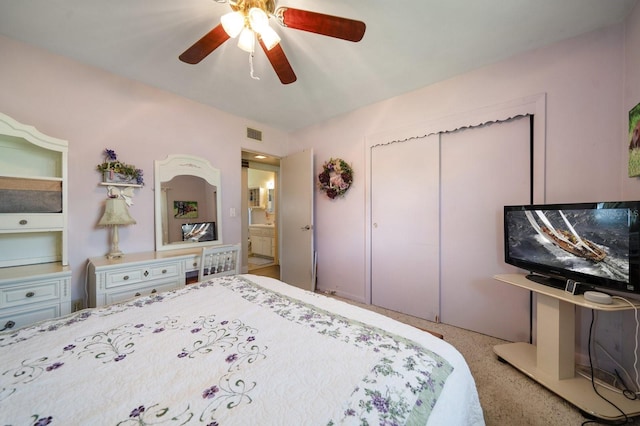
[105,224,125,259]
[106,251,124,260]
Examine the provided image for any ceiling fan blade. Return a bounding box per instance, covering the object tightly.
[179,24,230,64]
[259,39,297,85]
[275,7,366,42]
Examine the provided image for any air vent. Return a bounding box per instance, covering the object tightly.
[246,127,263,141]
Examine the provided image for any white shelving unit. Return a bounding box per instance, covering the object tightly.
[493,274,640,421]
[0,113,71,330]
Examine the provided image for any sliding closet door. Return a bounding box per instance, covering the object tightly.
[440,117,530,342]
[371,135,440,320]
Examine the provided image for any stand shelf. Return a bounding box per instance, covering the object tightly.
[0,113,71,330]
[493,274,640,421]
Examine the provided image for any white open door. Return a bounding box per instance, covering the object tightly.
[280,149,315,291]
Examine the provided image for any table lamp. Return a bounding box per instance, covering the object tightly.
[98,197,136,259]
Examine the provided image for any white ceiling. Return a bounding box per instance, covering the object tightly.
[0,0,637,131]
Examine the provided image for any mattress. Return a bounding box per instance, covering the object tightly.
[0,274,484,425]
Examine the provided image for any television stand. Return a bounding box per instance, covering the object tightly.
[493,274,640,421]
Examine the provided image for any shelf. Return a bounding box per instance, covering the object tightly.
[495,342,640,420]
[494,274,640,311]
[0,112,68,267]
[0,113,71,330]
[493,274,640,421]
[99,182,143,188]
[0,175,63,182]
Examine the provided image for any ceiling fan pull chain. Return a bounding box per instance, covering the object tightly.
[249,53,260,80]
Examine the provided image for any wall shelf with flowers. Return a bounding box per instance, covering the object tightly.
[97,149,144,186]
[97,149,143,205]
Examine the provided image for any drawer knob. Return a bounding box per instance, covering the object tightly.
[134,292,141,297]
[1,320,15,331]
[144,271,149,277]
[151,289,157,294]
[193,262,197,267]
[26,291,35,298]
[19,219,28,225]
[161,269,167,274]
[123,275,129,281]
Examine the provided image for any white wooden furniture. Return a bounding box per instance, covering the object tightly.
[0,113,71,330]
[0,113,68,267]
[88,245,241,307]
[0,263,71,331]
[199,244,241,281]
[249,225,275,258]
[494,274,640,421]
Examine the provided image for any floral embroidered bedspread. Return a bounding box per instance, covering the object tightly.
[0,275,484,425]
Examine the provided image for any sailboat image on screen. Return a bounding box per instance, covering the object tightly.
[182,222,216,242]
[503,201,640,295]
[525,210,607,262]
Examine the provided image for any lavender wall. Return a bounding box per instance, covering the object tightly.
[290,16,637,372]
[292,23,626,302]
[0,35,289,302]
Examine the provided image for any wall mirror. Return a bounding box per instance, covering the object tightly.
[154,154,222,251]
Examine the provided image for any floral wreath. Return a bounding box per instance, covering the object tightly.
[317,158,353,199]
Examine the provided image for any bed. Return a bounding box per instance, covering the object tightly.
[0,274,484,425]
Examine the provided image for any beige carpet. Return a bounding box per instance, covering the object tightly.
[329,296,639,426]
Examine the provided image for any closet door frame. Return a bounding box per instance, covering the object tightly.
[364,93,547,312]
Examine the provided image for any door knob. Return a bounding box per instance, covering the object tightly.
[301,225,311,230]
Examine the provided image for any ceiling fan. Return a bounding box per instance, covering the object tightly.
[179,0,366,84]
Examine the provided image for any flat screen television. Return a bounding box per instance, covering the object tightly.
[181,222,216,242]
[504,201,640,295]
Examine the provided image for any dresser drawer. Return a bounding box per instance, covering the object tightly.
[0,304,61,332]
[88,251,197,308]
[183,256,200,272]
[105,279,181,305]
[0,213,64,231]
[0,280,61,308]
[104,262,180,289]
[104,269,144,288]
[149,263,180,279]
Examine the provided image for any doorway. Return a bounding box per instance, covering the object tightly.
[242,150,280,275]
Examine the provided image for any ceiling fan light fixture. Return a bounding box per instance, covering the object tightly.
[259,25,281,50]
[238,27,256,53]
[221,11,244,38]
[248,7,269,33]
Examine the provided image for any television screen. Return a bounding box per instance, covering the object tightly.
[181,222,216,242]
[504,201,640,294]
